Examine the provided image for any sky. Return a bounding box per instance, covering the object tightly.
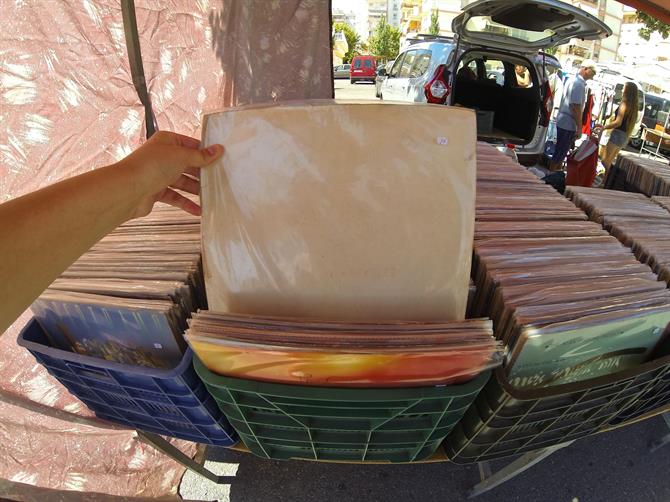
[332,0,368,16]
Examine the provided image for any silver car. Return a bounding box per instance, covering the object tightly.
[375,61,393,98]
[333,64,351,79]
[377,0,611,165]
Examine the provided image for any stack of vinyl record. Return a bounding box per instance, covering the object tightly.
[184,103,507,388]
[567,186,670,284]
[30,203,204,369]
[185,312,503,387]
[611,152,670,196]
[652,195,670,213]
[565,186,669,223]
[472,143,670,389]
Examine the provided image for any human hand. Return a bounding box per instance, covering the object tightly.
[117,131,224,218]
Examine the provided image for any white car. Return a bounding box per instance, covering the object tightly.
[375,61,394,98]
[377,0,611,165]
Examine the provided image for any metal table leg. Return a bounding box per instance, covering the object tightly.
[134,431,231,484]
[468,441,574,498]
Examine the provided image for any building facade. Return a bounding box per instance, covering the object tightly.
[554,0,624,70]
[618,7,670,65]
[332,1,369,43]
[419,0,464,37]
[387,0,401,27]
[368,0,388,40]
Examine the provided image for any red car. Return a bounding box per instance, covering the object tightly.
[350,55,377,84]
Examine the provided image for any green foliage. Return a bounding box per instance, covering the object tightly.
[333,22,361,63]
[369,16,402,62]
[636,11,670,41]
[429,10,440,36]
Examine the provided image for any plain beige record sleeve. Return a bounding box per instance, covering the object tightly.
[200,100,476,321]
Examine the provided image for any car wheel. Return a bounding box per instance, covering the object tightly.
[350,78,354,84]
[629,137,642,149]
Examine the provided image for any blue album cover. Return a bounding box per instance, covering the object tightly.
[31,296,184,369]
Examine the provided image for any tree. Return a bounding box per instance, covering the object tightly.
[369,16,402,62]
[429,10,440,36]
[332,22,361,64]
[636,11,670,41]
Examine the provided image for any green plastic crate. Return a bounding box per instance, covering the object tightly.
[194,357,490,463]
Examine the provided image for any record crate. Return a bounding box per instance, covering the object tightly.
[18,318,237,446]
[444,347,670,464]
[608,365,670,426]
[194,357,490,463]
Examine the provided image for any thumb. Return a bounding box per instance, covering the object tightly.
[184,144,224,168]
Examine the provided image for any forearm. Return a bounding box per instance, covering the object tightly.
[0,161,142,332]
[603,116,622,130]
[0,131,223,334]
[570,104,581,130]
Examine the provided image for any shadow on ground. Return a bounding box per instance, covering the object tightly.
[180,415,670,502]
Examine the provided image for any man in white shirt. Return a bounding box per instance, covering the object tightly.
[548,59,597,171]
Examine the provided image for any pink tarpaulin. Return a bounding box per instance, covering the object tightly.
[0,0,332,496]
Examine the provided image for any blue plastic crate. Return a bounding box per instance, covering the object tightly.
[18,318,237,446]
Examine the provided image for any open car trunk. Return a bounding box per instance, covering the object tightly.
[451,51,541,144]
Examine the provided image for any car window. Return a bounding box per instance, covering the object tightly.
[344,64,350,70]
[514,64,532,88]
[456,60,477,81]
[388,54,405,78]
[398,51,416,78]
[646,101,659,120]
[484,59,505,86]
[364,59,372,69]
[659,100,670,129]
[545,64,561,77]
[409,50,431,78]
[354,59,362,69]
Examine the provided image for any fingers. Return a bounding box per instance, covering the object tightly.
[159,188,202,216]
[151,131,202,150]
[167,132,203,150]
[169,174,200,195]
[173,143,224,169]
[150,132,224,168]
[184,166,200,179]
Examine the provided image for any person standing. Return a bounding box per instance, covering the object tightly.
[548,59,598,171]
[599,81,639,175]
[548,68,564,120]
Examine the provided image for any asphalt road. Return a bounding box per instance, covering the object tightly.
[180,81,670,501]
[180,414,670,502]
[334,79,378,100]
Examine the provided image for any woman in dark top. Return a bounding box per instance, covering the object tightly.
[600,81,639,175]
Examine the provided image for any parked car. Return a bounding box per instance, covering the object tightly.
[376,0,611,165]
[350,55,377,84]
[333,64,351,79]
[375,61,394,97]
[629,91,669,151]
